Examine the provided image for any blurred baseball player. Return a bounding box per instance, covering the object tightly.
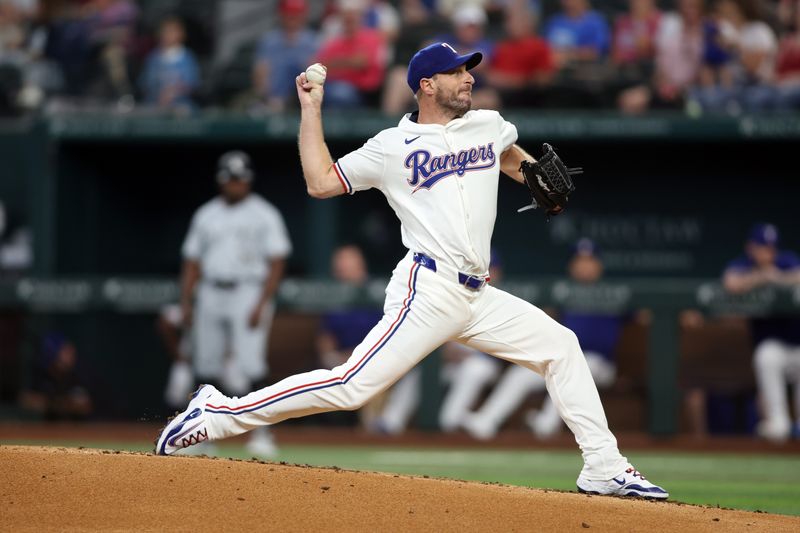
[723,223,800,442]
[157,42,667,499]
[177,150,292,457]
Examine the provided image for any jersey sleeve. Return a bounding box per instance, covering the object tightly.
[181,212,203,260]
[334,135,385,194]
[497,113,518,152]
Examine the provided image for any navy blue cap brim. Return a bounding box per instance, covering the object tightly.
[447,51,483,74]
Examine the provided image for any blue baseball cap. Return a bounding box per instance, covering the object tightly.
[748,223,779,246]
[573,238,600,257]
[407,42,482,92]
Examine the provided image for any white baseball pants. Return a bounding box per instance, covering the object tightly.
[194,282,274,383]
[204,252,628,480]
[753,339,800,438]
[464,351,617,439]
[374,367,422,434]
[375,348,503,434]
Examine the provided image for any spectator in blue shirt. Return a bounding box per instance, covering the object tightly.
[723,223,800,442]
[544,0,611,66]
[252,0,319,112]
[138,16,200,111]
[540,0,612,107]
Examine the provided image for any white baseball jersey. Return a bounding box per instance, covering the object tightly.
[334,109,518,276]
[182,193,292,281]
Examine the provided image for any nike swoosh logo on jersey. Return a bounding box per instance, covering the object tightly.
[404,136,421,144]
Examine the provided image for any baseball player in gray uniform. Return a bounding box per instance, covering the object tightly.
[157,43,667,499]
[178,150,292,457]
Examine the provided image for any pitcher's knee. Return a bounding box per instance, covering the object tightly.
[754,340,786,372]
[543,327,583,371]
[558,328,582,358]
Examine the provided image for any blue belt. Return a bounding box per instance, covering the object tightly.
[412,252,489,290]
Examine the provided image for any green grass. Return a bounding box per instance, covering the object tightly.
[4,439,800,517]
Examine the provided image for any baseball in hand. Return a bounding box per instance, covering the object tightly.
[305,63,327,85]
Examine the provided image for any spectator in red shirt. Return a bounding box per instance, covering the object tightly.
[315,0,388,108]
[487,4,555,108]
[611,0,661,80]
[776,0,800,109]
[608,0,662,111]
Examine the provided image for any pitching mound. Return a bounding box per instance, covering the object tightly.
[2,446,797,532]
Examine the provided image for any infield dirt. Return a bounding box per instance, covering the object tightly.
[2,445,798,532]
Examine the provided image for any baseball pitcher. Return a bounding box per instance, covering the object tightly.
[157,42,667,499]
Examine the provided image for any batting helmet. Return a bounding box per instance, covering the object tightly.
[216,150,254,183]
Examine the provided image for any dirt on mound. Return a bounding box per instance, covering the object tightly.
[1,446,797,532]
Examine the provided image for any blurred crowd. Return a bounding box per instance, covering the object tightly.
[2,0,800,117]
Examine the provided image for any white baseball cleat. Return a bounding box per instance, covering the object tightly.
[155,384,221,456]
[577,466,669,499]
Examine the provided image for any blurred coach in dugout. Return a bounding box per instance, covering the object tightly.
[179,150,292,457]
[723,222,800,443]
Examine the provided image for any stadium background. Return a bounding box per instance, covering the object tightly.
[1,0,799,520]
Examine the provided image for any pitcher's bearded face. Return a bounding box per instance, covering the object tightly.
[432,65,474,117]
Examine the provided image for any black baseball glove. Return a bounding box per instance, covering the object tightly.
[518,143,582,219]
